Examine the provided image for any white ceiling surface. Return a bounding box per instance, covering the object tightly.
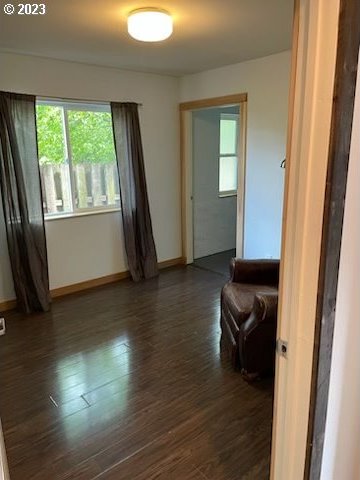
[0,0,293,76]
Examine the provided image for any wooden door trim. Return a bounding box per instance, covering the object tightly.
[0,420,9,480]
[270,0,341,477]
[179,93,247,112]
[270,0,300,474]
[305,0,360,477]
[179,94,248,263]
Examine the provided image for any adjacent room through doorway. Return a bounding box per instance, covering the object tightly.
[192,105,241,277]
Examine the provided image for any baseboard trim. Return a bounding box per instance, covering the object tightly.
[0,300,17,313]
[50,271,131,299]
[0,256,185,312]
[158,256,186,269]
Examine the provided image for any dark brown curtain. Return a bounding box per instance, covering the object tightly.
[111,102,158,281]
[0,91,50,313]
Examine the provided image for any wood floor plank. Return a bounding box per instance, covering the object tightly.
[0,266,273,479]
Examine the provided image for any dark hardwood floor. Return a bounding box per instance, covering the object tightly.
[0,266,273,479]
[193,249,236,277]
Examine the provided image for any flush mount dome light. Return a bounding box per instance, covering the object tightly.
[127,8,173,42]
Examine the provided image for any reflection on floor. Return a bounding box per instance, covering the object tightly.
[193,249,236,278]
[0,266,273,480]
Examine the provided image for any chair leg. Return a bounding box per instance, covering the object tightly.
[220,331,239,370]
[240,369,261,382]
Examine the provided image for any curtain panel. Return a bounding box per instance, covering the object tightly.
[0,91,50,313]
[111,102,158,281]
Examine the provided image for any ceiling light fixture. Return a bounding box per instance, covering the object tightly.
[127,8,173,42]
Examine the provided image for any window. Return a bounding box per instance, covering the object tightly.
[36,101,120,217]
[219,113,239,196]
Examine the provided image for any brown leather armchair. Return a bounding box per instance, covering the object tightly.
[220,258,280,379]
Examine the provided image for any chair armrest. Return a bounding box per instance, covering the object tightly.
[244,292,278,330]
[238,292,278,379]
[229,258,280,286]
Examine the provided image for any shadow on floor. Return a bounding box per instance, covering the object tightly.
[193,249,236,278]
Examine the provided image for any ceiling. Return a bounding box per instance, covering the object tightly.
[0,0,294,76]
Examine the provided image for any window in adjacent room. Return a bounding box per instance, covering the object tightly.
[36,101,120,217]
[218,113,239,196]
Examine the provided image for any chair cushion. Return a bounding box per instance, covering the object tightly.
[221,282,277,328]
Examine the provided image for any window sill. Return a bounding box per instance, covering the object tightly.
[218,192,237,198]
[45,208,121,222]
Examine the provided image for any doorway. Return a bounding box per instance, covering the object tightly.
[192,104,240,277]
[180,94,247,268]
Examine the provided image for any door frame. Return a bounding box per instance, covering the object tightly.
[179,93,248,264]
[305,0,360,477]
[271,0,343,478]
[0,419,9,480]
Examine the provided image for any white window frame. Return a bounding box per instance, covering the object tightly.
[36,98,120,219]
[218,113,239,197]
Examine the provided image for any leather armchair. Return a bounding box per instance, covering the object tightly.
[220,258,279,378]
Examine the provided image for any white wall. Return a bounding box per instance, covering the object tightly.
[192,106,237,258]
[0,52,180,300]
[0,50,290,301]
[45,213,127,289]
[180,51,290,259]
[320,55,360,480]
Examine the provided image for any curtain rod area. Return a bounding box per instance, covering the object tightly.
[36,95,143,106]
